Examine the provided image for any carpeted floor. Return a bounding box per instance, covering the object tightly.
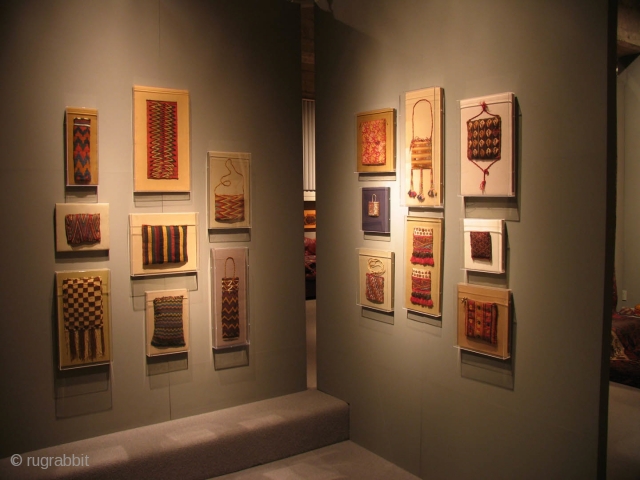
[608,381,640,479]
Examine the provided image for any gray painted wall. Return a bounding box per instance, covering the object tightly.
[315,1,609,478]
[0,0,306,458]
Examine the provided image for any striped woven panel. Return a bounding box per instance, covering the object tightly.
[147,100,179,180]
[65,213,101,245]
[73,117,91,183]
[221,277,240,340]
[465,299,498,344]
[365,273,384,303]
[142,225,188,265]
[467,116,501,160]
[62,276,104,360]
[410,269,433,308]
[215,194,245,222]
[410,227,434,266]
[361,119,386,165]
[151,295,186,347]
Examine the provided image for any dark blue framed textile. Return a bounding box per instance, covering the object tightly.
[361,187,390,233]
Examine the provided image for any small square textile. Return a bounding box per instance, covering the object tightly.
[65,213,101,245]
[361,119,386,165]
[470,231,492,260]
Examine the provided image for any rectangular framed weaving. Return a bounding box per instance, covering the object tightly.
[211,247,249,349]
[66,107,99,187]
[457,283,511,359]
[133,86,190,193]
[460,92,515,197]
[55,203,110,252]
[145,289,189,357]
[207,151,251,229]
[129,213,198,276]
[401,87,444,207]
[357,249,394,312]
[56,269,111,370]
[356,108,395,173]
[463,218,505,273]
[361,187,390,234]
[405,216,444,317]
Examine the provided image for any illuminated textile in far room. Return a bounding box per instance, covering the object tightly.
[147,100,179,180]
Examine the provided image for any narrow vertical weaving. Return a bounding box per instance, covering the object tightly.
[410,269,433,307]
[465,299,498,345]
[65,213,101,245]
[73,117,91,183]
[147,100,179,180]
[410,227,434,266]
[142,225,188,265]
[151,296,186,347]
[361,119,386,165]
[221,257,240,340]
[62,276,104,361]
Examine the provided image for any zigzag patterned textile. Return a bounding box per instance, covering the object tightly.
[221,276,240,340]
[147,100,179,180]
[411,227,434,266]
[142,225,188,265]
[365,273,384,303]
[467,116,501,160]
[465,299,498,344]
[65,213,101,245]
[62,276,104,361]
[410,269,433,308]
[73,117,91,183]
[151,296,185,347]
[215,194,245,222]
[361,119,386,165]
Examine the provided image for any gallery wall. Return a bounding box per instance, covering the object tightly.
[0,0,306,458]
[315,1,611,478]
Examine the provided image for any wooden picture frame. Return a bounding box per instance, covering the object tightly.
[145,289,189,357]
[460,92,515,197]
[211,247,249,349]
[304,210,317,229]
[129,213,198,276]
[361,187,390,233]
[56,269,111,370]
[66,107,98,187]
[133,86,190,193]
[208,151,251,229]
[405,216,444,317]
[55,203,110,252]
[457,283,511,359]
[403,87,444,207]
[356,108,395,173]
[463,218,505,273]
[358,249,394,312]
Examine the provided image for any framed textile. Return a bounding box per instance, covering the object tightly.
[133,86,190,193]
[361,187,390,233]
[357,249,394,312]
[463,218,505,273]
[457,283,511,359]
[55,203,110,252]
[129,213,198,276]
[55,269,111,369]
[208,152,251,229]
[405,216,444,317]
[460,92,515,197]
[402,87,444,207]
[65,107,99,187]
[356,108,395,173]
[304,210,317,229]
[211,247,249,349]
[145,289,189,357]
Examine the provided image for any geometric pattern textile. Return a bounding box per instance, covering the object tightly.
[221,257,240,340]
[410,227,434,266]
[142,225,188,265]
[62,276,104,360]
[215,194,245,222]
[361,119,386,165]
[410,269,433,308]
[151,295,186,347]
[65,213,101,245]
[470,231,492,260]
[365,272,384,303]
[73,117,92,184]
[465,299,498,345]
[147,100,179,180]
[467,116,501,160]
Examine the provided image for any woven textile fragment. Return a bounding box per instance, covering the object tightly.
[465,299,498,344]
[142,225,188,265]
[151,296,185,347]
[62,276,105,361]
[410,269,433,307]
[365,273,384,303]
[65,213,101,245]
[467,116,501,160]
[410,227,434,266]
[215,194,245,222]
[73,117,91,183]
[470,231,492,260]
[361,119,386,165]
[221,277,240,340]
[368,195,379,217]
[147,100,179,180]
